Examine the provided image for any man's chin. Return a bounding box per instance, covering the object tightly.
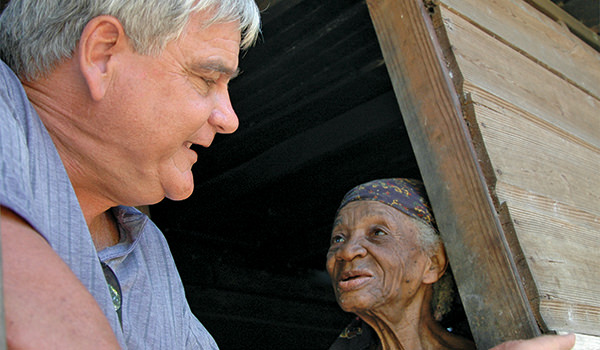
[165,188,194,202]
[162,170,195,201]
[165,184,195,202]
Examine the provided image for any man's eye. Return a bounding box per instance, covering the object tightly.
[203,78,216,86]
[189,77,210,94]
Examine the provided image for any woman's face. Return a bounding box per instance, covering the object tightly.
[326,201,434,315]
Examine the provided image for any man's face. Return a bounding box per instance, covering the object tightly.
[326,201,431,315]
[100,12,241,205]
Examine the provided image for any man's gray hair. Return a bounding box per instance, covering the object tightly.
[0,0,261,81]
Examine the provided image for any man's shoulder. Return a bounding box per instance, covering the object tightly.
[0,59,28,112]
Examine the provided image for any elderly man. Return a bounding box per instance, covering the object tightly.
[0,0,260,348]
[0,0,576,349]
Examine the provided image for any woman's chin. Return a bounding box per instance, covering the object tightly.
[337,293,376,314]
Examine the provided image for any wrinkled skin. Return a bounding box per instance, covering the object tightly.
[325,201,575,350]
[326,201,436,317]
[326,201,470,350]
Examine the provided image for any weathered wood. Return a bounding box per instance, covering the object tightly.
[465,85,600,217]
[440,0,600,100]
[558,332,600,350]
[496,183,600,335]
[436,0,600,343]
[440,8,600,149]
[366,0,540,347]
[465,88,600,335]
[522,0,600,51]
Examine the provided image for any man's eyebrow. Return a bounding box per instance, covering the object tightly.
[192,61,240,79]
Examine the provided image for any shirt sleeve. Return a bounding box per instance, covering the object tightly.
[0,61,36,227]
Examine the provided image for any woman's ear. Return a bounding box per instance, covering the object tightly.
[422,243,448,284]
[77,15,127,101]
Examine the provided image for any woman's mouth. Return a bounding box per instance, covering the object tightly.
[337,271,372,291]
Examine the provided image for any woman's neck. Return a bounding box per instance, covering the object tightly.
[366,309,431,350]
[358,287,474,350]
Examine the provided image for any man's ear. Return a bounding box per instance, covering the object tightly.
[77,15,127,101]
[422,243,448,285]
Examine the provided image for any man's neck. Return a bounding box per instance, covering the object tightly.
[88,209,120,251]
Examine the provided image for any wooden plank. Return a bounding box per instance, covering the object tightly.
[467,86,600,335]
[523,0,600,52]
[366,0,540,347]
[558,332,600,350]
[440,0,600,99]
[495,183,600,335]
[540,301,600,338]
[440,8,600,149]
[465,85,600,217]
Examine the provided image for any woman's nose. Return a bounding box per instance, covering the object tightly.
[210,87,239,134]
[336,238,367,261]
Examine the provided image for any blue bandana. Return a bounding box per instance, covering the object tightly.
[337,178,437,230]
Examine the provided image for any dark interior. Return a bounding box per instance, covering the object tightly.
[152,1,593,347]
[150,1,422,348]
[0,0,595,349]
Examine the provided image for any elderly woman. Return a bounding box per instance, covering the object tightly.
[326,178,575,350]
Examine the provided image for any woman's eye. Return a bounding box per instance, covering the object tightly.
[331,235,345,244]
[373,229,386,236]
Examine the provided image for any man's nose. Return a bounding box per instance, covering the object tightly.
[210,87,239,134]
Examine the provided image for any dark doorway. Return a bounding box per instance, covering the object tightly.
[150,1,420,348]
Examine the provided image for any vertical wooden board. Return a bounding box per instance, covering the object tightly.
[540,299,600,337]
[522,0,600,52]
[366,0,540,347]
[494,184,600,335]
[469,91,600,335]
[466,86,600,217]
[440,8,600,149]
[501,196,599,304]
[494,182,600,235]
[439,0,600,99]
[559,332,600,350]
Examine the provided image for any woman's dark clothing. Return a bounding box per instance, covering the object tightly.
[328,317,379,350]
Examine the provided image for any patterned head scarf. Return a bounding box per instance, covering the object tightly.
[337,178,437,230]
